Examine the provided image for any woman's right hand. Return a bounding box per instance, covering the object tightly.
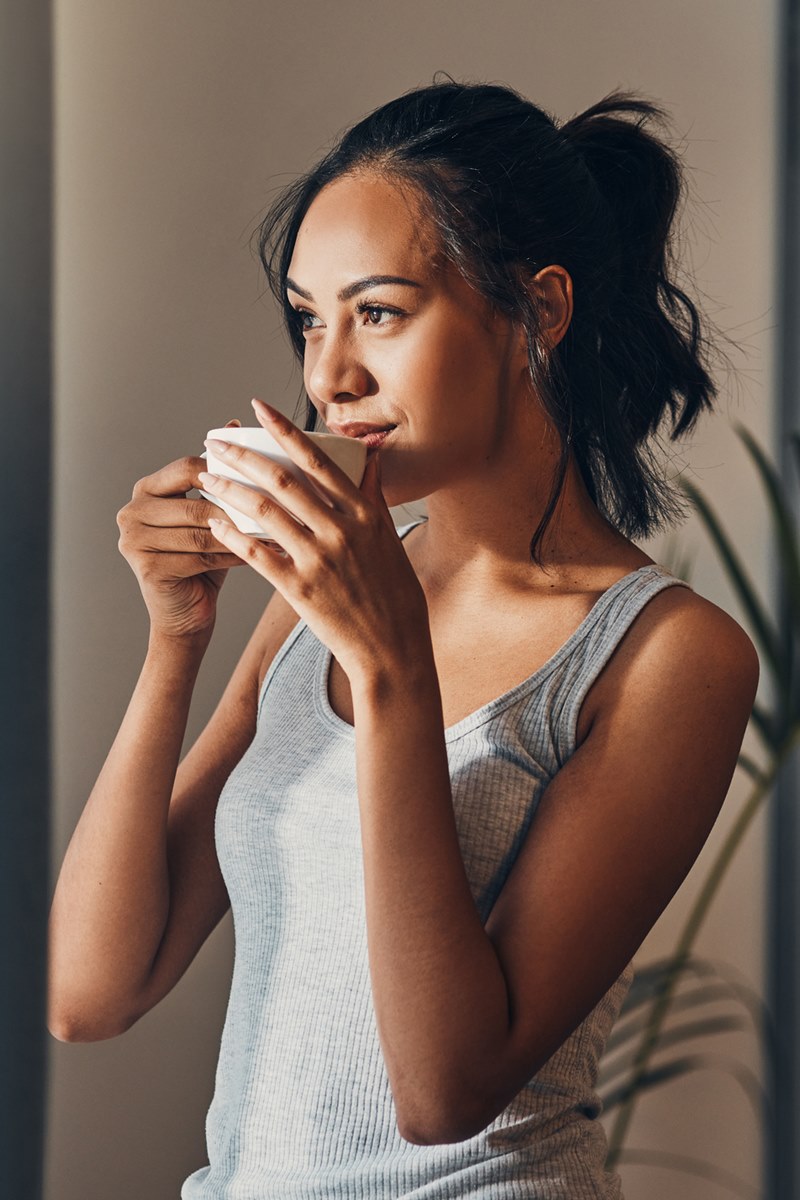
[116,420,247,641]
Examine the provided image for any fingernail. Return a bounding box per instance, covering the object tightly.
[252,398,279,420]
[205,438,230,453]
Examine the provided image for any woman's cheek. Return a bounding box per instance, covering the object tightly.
[387,326,451,389]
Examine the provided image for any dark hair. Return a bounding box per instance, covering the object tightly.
[256,74,718,562]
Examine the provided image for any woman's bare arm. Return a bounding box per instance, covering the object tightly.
[47,588,300,1043]
[347,587,759,1145]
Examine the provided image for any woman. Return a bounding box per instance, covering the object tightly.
[49,78,759,1198]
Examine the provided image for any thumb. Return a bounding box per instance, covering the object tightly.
[225,418,242,428]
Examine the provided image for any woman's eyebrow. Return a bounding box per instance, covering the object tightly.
[285,275,423,302]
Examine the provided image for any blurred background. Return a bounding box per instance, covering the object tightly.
[3,1,793,1197]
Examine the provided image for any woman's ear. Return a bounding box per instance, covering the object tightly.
[528,265,574,350]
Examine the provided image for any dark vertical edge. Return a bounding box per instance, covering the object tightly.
[0,1,53,1198]
[770,0,800,1197]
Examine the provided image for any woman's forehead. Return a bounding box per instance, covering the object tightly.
[289,174,440,285]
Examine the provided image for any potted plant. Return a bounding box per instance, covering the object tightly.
[601,422,795,1195]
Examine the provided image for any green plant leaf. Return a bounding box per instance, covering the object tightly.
[604,984,763,1058]
[737,752,767,783]
[600,1053,768,1124]
[734,421,800,632]
[789,431,800,487]
[679,474,788,699]
[656,532,696,584]
[602,1057,693,1110]
[606,964,775,1062]
[617,954,762,1009]
[605,436,797,1163]
[606,756,790,1158]
[749,701,779,751]
[599,1014,753,1086]
[610,982,752,1048]
[618,954,708,1012]
[612,976,726,1028]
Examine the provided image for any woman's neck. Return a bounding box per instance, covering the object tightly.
[408,456,650,602]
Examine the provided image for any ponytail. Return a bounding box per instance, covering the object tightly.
[551,93,716,541]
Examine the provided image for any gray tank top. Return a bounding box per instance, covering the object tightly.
[182,518,691,1199]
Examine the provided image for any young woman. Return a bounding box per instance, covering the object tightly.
[48,78,759,1198]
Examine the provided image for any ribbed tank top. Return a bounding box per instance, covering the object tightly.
[182,518,692,1200]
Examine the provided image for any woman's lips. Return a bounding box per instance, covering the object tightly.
[328,422,398,451]
[357,428,395,449]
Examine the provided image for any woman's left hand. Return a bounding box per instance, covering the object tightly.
[199,398,431,682]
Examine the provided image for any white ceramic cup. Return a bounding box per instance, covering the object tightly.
[198,426,368,539]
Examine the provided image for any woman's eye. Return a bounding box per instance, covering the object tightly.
[355,302,400,326]
[292,302,401,333]
[294,309,319,332]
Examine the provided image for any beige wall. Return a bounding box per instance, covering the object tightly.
[49,2,777,1197]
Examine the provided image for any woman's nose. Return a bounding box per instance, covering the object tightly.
[306,331,371,403]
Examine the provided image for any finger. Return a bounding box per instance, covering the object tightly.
[359,451,383,501]
[131,519,244,555]
[121,495,230,529]
[197,470,319,549]
[358,452,396,533]
[206,518,291,587]
[138,551,247,578]
[131,420,240,502]
[248,398,363,509]
[133,456,212,500]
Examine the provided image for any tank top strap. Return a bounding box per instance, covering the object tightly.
[550,564,693,768]
[394,515,427,540]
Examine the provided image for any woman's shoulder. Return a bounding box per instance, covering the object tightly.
[581,579,760,743]
[575,578,758,748]
[634,581,758,674]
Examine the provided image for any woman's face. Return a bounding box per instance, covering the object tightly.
[285,171,532,508]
